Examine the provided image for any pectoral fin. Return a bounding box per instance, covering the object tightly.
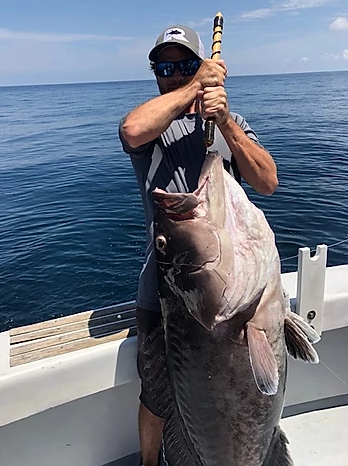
[246,324,279,396]
[284,313,320,363]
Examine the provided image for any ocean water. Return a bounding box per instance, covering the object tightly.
[1,71,347,331]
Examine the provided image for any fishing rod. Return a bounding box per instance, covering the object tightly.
[203,11,224,147]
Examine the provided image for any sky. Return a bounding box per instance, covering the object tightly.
[0,0,347,86]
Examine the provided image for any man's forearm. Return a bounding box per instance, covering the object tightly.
[122,81,201,148]
[219,117,278,195]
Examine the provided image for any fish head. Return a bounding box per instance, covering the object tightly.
[153,153,234,330]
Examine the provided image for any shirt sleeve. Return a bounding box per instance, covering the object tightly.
[232,112,260,143]
[118,114,155,159]
[234,112,270,154]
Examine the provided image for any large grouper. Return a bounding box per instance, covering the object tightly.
[143,151,320,466]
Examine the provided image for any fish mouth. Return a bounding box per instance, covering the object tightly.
[153,176,209,220]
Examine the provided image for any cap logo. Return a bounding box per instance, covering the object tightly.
[163,28,189,43]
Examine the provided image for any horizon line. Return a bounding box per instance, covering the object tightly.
[0,68,347,88]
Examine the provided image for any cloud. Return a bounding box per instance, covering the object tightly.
[321,50,348,60]
[329,17,348,31]
[0,28,132,43]
[301,57,309,62]
[322,52,340,60]
[240,9,273,20]
[240,0,333,21]
[187,18,212,28]
[273,0,331,10]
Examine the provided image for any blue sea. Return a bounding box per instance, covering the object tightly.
[1,71,348,331]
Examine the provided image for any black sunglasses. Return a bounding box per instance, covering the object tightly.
[155,59,202,78]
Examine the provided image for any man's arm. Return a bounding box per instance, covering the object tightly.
[199,85,278,195]
[219,117,278,195]
[121,81,201,149]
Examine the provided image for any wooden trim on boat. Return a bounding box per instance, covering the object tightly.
[9,302,137,367]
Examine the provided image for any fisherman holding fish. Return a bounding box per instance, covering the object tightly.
[119,24,279,466]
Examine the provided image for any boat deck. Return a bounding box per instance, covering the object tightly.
[110,326,348,465]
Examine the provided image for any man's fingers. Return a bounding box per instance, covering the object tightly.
[195,90,204,114]
[196,59,228,87]
[202,87,227,104]
[210,59,228,76]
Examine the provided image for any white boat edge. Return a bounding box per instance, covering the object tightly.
[0,245,347,466]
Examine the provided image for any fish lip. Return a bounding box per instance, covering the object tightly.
[154,197,195,220]
[158,210,195,221]
[153,176,210,219]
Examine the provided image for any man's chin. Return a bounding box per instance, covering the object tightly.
[159,84,186,94]
[168,86,181,92]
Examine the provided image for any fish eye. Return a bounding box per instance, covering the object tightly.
[155,235,167,252]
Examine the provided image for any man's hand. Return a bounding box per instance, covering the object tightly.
[192,59,227,89]
[196,85,230,126]
[193,59,230,126]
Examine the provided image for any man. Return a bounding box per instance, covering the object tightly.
[119,25,278,466]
